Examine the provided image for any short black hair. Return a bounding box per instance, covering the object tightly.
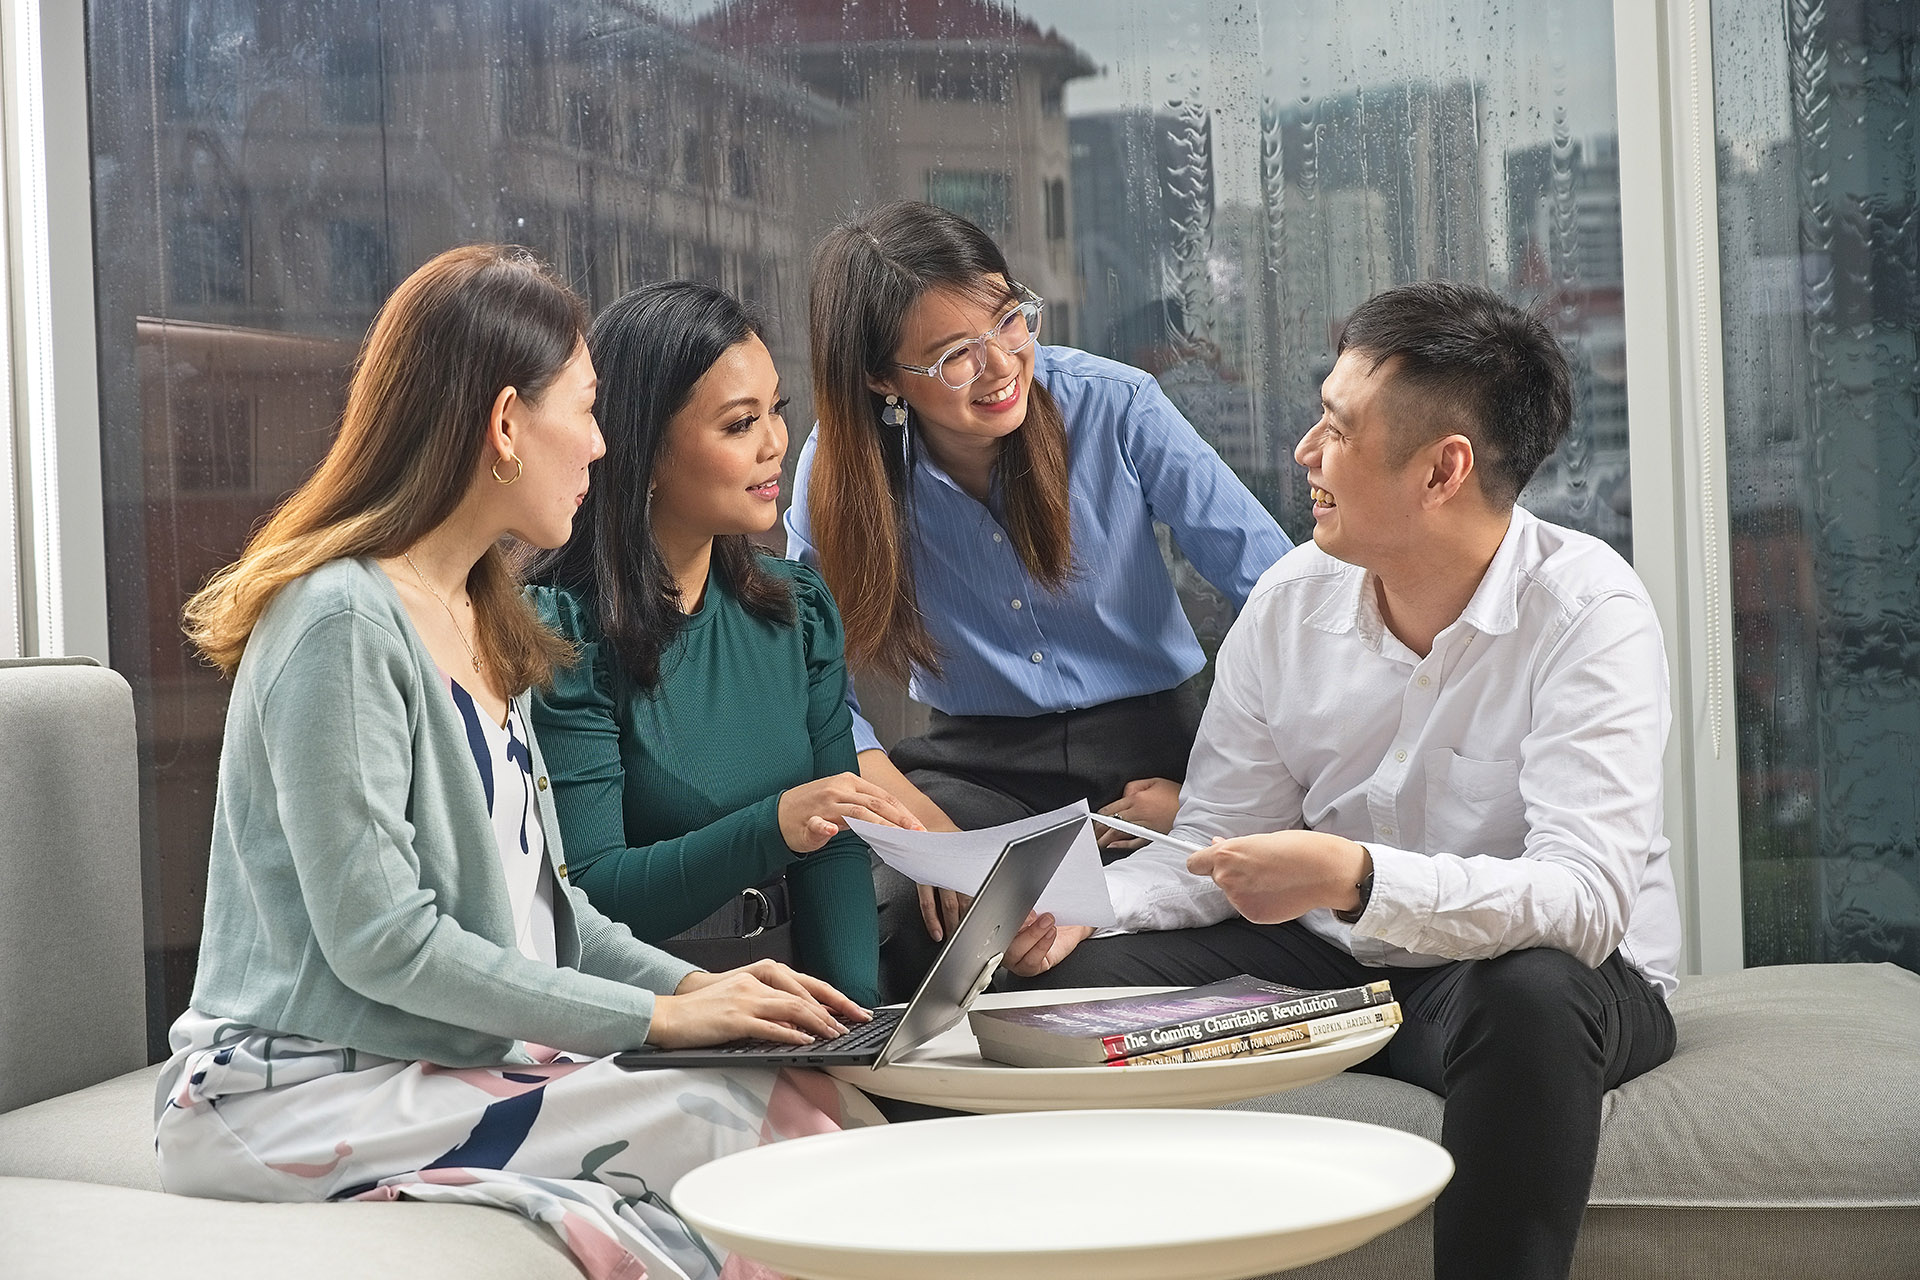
[1336,280,1571,506]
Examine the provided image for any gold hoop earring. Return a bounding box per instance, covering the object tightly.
[492,455,523,485]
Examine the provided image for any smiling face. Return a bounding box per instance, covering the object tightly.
[871,277,1036,451]
[649,332,789,543]
[1293,350,1441,570]
[499,342,603,550]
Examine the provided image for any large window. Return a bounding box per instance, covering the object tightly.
[89,0,1633,1049]
[1714,0,1920,969]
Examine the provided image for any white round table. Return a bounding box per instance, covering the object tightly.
[828,986,1398,1113]
[671,1108,1452,1280]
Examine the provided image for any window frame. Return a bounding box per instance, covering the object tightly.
[2,0,108,664]
[1611,0,1745,974]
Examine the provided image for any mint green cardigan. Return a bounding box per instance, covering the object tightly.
[188,557,697,1066]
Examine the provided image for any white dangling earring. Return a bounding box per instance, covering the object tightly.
[882,394,908,428]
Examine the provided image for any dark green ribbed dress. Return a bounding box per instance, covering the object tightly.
[528,557,879,1007]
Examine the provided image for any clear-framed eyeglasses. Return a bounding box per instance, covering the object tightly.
[896,291,1045,390]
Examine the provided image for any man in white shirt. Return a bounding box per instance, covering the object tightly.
[1006,281,1681,1280]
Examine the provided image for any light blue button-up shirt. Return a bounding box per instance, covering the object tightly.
[785,344,1293,753]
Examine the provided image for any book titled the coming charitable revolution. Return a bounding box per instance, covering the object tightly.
[969,974,1395,1068]
[1109,1001,1403,1068]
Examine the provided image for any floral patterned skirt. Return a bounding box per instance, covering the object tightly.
[155,1009,886,1280]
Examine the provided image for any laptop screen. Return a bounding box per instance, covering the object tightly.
[876,815,1084,1066]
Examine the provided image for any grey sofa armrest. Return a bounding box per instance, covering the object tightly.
[0,657,148,1113]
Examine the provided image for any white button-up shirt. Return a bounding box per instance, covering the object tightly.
[1106,506,1682,997]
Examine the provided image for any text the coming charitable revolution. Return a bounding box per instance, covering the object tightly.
[1125,993,1346,1052]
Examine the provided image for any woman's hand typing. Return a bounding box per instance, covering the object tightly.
[646,960,872,1048]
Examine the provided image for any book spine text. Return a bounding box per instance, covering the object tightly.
[1099,980,1392,1059]
[1110,1002,1403,1067]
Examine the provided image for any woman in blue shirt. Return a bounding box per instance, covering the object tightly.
[787,201,1292,996]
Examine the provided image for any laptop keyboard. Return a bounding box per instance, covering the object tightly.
[708,1006,905,1056]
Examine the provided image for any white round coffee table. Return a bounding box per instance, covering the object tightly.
[827,986,1397,1112]
[671,1109,1451,1280]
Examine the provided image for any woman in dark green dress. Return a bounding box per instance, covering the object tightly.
[527,282,920,1008]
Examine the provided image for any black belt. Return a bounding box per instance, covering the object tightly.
[674,877,792,941]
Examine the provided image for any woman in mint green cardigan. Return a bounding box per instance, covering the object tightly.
[526,283,922,1009]
[160,245,883,1280]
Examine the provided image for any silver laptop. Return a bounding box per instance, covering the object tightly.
[614,816,1081,1070]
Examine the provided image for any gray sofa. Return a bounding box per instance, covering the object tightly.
[3,656,1917,1278]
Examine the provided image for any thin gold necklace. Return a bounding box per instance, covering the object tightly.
[402,551,483,674]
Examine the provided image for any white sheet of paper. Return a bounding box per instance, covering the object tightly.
[847,800,1118,928]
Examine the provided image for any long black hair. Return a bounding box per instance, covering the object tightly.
[808,200,1071,682]
[527,280,792,689]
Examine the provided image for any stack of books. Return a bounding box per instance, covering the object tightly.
[968,974,1401,1068]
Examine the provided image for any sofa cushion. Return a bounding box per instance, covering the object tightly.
[1227,962,1920,1280]
[1591,961,1920,1209]
[1230,963,1920,1209]
[1224,1069,1443,1141]
[0,1066,162,1192]
[0,1177,582,1280]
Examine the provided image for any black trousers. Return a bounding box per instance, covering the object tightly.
[1008,920,1676,1280]
[871,680,1204,1003]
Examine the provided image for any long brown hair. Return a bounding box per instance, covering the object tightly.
[183,244,587,692]
[808,201,1071,683]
